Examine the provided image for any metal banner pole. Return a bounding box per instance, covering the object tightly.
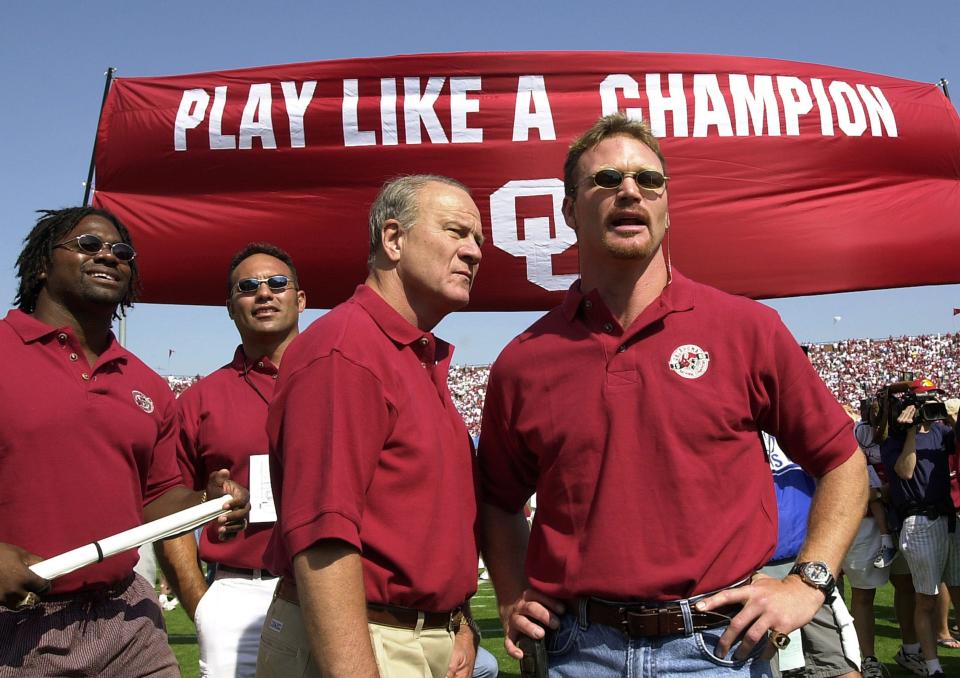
[939,78,951,101]
[83,67,115,206]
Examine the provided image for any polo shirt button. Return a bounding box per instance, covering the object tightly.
[257,361,264,368]
[81,373,90,381]
[272,374,278,380]
[421,362,428,368]
[617,345,627,353]
[418,337,429,346]
[584,300,593,310]
[603,322,613,333]
[69,353,78,361]
[57,333,67,344]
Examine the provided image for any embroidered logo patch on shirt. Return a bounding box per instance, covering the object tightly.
[269,618,284,633]
[132,390,154,413]
[668,344,710,379]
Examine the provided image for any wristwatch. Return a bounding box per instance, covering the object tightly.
[453,609,482,641]
[789,561,836,598]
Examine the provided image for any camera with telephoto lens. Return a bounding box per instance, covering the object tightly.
[861,376,948,442]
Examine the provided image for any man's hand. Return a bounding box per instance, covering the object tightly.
[499,588,565,659]
[445,623,478,678]
[695,574,824,661]
[205,469,251,541]
[897,405,917,427]
[0,543,49,608]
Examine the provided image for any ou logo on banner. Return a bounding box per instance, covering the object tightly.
[489,179,577,292]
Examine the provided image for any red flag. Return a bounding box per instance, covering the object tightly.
[93,52,960,310]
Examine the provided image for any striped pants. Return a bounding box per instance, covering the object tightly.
[899,514,960,595]
[0,573,179,677]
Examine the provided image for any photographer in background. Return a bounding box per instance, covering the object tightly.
[879,378,959,678]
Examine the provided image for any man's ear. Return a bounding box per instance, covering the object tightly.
[225,298,234,320]
[562,196,578,233]
[296,289,306,313]
[381,218,404,263]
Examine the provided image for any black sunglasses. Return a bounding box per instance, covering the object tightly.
[54,234,137,262]
[588,168,669,194]
[234,275,294,294]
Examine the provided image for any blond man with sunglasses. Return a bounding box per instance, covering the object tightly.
[478,113,867,678]
[156,242,305,678]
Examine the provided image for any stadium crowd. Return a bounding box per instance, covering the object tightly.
[165,332,960,437]
[809,333,960,405]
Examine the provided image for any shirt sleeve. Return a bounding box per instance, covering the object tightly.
[272,351,393,559]
[757,318,857,478]
[144,390,185,505]
[175,384,204,490]
[477,350,539,513]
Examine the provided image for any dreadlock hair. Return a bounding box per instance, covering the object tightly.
[14,207,140,317]
[226,242,300,296]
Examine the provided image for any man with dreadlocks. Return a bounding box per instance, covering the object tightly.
[0,207,250,677]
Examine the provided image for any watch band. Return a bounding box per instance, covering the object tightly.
[789,561,836,597]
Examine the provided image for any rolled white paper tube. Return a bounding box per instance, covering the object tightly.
[30,495,234,581]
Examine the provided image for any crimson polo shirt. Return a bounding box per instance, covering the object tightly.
[479,271,857,601]
[266,285,478,612]
[0,310,182,593]
[177,346,278,570]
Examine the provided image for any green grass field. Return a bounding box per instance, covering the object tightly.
[164,580,960,677]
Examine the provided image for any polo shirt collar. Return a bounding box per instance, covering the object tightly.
[3,308,127,364]
[5,308,64,343]
[560,269,697,324]
[230,345,279,375]
[352,285,454,366]
[352,284,433,348]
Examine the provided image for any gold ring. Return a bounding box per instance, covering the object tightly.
[16,592,40,610]
[770,630,791,650]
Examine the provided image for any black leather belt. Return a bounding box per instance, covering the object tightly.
[902,505,941,519]
[580,598,743,638]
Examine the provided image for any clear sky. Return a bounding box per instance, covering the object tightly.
[1,1,958,375]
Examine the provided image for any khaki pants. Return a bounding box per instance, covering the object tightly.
[256,596,454,678]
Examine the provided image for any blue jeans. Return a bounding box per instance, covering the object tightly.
[473,646,499,677]
[546,598,771,678]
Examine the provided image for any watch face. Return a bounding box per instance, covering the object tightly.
[802,562,830,585]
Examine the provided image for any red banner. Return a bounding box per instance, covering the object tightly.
[93,51,960,309]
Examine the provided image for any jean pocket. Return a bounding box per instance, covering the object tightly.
[694,626,765,668]
[545,612,581,657]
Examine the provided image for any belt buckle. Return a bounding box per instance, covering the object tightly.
[619,604,651,637]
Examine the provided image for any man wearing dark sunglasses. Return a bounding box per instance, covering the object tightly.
[0,206,250,677]
[156,242,305,678]
[258,175,484,678]
[477,113,867,677]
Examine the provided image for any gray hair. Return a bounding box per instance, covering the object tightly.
[367,174,470,268]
